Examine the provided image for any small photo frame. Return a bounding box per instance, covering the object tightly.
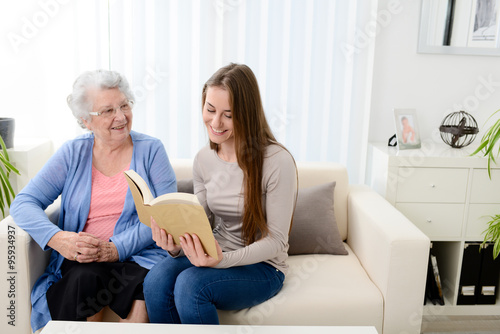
[394,108,421,150]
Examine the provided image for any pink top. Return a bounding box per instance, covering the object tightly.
[83,164,130,241]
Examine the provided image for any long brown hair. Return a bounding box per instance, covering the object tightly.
[202,63,283,245]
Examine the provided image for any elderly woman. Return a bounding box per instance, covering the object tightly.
[10,70,176,331]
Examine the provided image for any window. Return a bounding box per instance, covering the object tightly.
[2,0,378,183]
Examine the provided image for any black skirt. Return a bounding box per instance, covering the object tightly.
[46,259,149,321]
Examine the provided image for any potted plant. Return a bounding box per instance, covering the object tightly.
[471,108,500,259]
[0,135,20,217]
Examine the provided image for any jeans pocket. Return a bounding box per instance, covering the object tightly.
[268,269,285,299]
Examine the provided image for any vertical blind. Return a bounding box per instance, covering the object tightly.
[105,0,377,183]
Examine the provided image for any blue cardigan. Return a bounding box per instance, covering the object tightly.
[10,131,177,331]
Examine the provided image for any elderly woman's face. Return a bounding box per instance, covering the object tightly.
[83,88,133,144]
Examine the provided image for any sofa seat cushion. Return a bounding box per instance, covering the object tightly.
[217,244,383,329]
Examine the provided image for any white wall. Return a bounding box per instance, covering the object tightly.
[0,1,108,150]
[369,0,500,145]
[4,1,500,156]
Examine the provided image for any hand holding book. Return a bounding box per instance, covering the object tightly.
[179,233,223,267]
[124,170,218,260]
[150,217,182,256]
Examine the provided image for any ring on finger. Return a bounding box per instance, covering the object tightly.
[74,253,79,261]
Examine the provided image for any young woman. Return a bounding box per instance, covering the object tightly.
[144,63,297,324]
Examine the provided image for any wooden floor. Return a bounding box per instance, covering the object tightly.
[421,315,500,333]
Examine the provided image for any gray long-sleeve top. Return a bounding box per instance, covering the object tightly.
[193,144,297,275]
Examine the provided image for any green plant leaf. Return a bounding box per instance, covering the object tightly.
[488,158,492,178]
[482,214,500,260]
[471,109,500,178]
[0,177,7,217]
[471,141,488,156]
[484,122,500,154]
[0,135,19,175]
[0,134,20,217]
[0,154,19,175]
[494,240,500,260]
[0,194,5,217]
[482,109,500,128]
[0,135,10,160]
[0,165,14,206]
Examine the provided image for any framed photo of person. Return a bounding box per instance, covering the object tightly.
[394,108,421,150]
[467,0,500,48]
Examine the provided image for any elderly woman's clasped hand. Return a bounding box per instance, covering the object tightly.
[48,231,119,263]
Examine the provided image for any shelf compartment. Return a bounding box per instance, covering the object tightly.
[425,242,462,306]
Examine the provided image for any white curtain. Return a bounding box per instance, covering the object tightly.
[105,0,377,183]
[1,1,111,150]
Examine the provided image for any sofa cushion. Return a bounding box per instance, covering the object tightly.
[295,162,348,240]
[288,182,347,255]
[217,244,384,331]
[177,178,194,194]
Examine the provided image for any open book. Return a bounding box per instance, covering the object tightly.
[124,170,217,259]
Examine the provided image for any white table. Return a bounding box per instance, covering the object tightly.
[41,321,378,334]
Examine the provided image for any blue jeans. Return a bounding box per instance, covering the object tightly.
[143,256,285,324]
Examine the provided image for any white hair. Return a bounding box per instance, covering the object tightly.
[67,70,135,128]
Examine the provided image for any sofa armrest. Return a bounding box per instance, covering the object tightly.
[0,199,60,334]
[347,185,430,334]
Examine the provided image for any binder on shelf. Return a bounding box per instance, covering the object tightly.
[425,244,445,305]
[457,243,482,305]
[476,243,500,305]
[425,252,436,305]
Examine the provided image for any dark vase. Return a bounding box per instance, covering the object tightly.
[0,118,15,149]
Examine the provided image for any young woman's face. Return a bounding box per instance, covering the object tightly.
[202,86,234,147]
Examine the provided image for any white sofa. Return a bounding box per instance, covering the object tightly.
[0,159,430,334]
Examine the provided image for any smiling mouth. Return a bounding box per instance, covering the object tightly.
[210,125,227,135]
[112,124,127,130]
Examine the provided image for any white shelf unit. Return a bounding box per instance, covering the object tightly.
[366,141,500,316]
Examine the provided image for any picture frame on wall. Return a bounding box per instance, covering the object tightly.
[467,0,500,48]
[394,108,421,150]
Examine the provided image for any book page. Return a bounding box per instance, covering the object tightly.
[149,192,200,206]
[124,170,155,204]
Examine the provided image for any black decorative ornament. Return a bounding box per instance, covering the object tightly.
[439,111,479,148]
